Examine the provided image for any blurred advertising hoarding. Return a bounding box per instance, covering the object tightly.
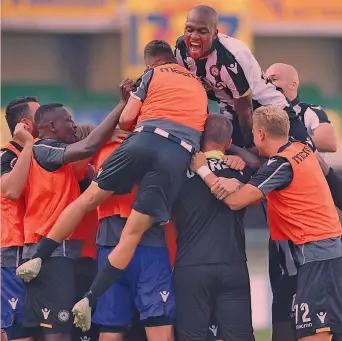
[1,0,122,32]
[121,0,252,79]
[252,0,342,36]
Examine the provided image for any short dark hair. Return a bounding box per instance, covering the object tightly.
[144,40,174,60]
[5,96,38,135]
[35,103,64,125]
[202,114,233,145]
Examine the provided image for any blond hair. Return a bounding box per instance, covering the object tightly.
[253,106,290,137]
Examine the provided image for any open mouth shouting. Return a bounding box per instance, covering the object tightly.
[189,41,202,59]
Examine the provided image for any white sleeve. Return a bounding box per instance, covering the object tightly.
[219,35,288,107]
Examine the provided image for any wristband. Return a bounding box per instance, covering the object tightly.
[196,166,213,179]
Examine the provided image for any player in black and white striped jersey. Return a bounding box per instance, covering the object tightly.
[174,5,312,150]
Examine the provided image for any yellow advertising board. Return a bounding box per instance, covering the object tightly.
[252,0,342,23]
[2,0,118,17]
[2,0,119,31]
[122,0,252,79]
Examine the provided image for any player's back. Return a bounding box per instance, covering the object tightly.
[173,157,253,267]
[137,63,208,132]
[1,142,25,249]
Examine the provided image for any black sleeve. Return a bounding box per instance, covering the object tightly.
[130,69,154,102]
[288,116,316,152]
[0,149,18,176]
[326,168,342,211]
[33,139,69,171]
[248,156,293,195]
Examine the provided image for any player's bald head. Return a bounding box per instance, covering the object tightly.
[187,5,218,29]
[265,63,299,100]
[266,63,299,83]
[202,114,233,148]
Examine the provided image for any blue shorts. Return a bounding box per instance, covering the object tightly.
[1,267,25,328]
[92,246,175,329]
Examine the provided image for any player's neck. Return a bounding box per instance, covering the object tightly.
[202,143,225,155]
[12,138,24,147]
[266,138,289,157]
[287,91,297,102]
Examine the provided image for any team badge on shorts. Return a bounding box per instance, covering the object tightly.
[210,65,220,77]
[58,310,70,322]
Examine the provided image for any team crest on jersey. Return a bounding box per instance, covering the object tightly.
[210,65,220,77]
[58,310,70,322]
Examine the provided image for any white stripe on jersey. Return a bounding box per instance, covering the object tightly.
[218,34,288,107]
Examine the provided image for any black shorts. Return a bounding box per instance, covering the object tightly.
[95,130,192,224]
[294,257,342,339]
[269,239,297,325]
[23,257,75,334]
[73,257,99,341]
[173,263,254,341]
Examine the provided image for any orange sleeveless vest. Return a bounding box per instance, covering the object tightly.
[1,143,25,247]
[267,142,341,244]
[24,140,84,243]
[79,209,99,259]
[137,64,207,131]
[93,143,135,220]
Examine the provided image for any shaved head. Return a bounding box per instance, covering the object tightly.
[187,5,218,29]
[265,63,300,101]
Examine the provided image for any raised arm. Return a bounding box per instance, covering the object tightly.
[119,69,154,130]
[0,123,34,200]
[62,79,134,164]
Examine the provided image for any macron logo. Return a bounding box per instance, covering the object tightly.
[267,158,277,166]
[8,298,18,310]
[159,291,170,303]
[227,63,238,74]
[42,308,51,320]
[209,325,218,336]
[317,312,327,324]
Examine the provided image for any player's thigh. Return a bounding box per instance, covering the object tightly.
[173,265,213,341]
[145,325,173,341]
[23,257,75,334]
[271,273,297,341]
[294,257,342,340]
[132,137,191,225]
[214,263,254,341]
[94,132,152,196]
[1,267,27,330]
[92,246,134,331]
[129,247,175,324]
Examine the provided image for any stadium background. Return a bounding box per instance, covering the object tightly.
[1,0,342,339]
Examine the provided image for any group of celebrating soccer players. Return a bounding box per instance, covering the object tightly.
[1,5,342,341]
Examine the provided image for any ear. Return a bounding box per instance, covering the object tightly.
[225,138,232,151]
[49,121,56,132]
[260,129,266,141]
[213,28,218,40]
